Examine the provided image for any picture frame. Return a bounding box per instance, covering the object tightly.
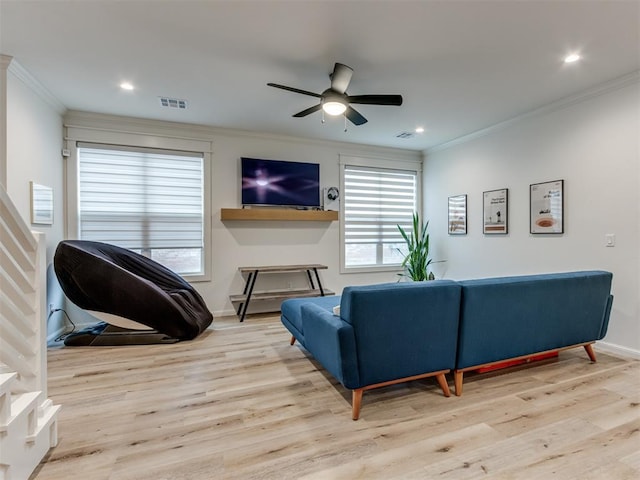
[530,179,564,234]
[30,181,54,225]
[483,188,508,234]
[448,194,467,235]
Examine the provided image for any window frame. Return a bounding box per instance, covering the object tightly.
[64,126,212,282]
[339,154,422,274]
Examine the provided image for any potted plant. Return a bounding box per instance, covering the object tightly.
[397,212,435,281]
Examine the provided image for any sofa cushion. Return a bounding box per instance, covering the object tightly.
[281,295,341,344]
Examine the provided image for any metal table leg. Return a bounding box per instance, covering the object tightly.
[306,269,316,289]
[239,270,259,322]
[236,270,255,316]
[312,268,325,296]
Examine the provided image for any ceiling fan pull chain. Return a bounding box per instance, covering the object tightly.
[344,113,347,132]
[321,108,325,124]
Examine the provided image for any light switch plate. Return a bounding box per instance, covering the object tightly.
[605,234,615,247]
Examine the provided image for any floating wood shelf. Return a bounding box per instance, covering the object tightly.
[220,208,338,221]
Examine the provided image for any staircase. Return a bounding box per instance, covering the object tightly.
[0,185,60,480]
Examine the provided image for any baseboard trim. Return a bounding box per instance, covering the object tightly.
[213,308,239,318]
[595,341,640,360]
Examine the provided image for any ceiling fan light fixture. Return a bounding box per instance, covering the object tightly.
[268,62,401,126]
[322,100,347,116]
[564,53,581,64]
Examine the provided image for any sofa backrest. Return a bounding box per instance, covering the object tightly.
[340,280,461,386]
[456,270,613,369]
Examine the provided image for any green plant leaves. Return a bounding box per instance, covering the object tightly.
[397,212,432,281]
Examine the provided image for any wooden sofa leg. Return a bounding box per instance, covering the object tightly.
[436,373,451,397]
[352,389,363,421]
[454,370,463,396]
[290,335,296,346]
[584,343,597,362]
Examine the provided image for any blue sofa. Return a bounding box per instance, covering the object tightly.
[281,271,613,419]
[282,280,462,420]
[454,270,613,395]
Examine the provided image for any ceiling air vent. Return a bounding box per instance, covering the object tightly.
[396,131,414,139]
[159,97,188,109]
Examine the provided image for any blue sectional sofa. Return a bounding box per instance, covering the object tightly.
[281,270,613,420]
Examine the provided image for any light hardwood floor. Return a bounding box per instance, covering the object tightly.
[33,314,639,479]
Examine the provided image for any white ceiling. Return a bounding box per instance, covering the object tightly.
[1,0,638,151]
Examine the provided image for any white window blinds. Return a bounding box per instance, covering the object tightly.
[343,165,417,247]
[77,144,204,251]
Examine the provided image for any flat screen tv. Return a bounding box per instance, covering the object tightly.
[241,157,320,208]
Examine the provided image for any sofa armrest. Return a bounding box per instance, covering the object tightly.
[599,294,614,339]
[301,303,360,389]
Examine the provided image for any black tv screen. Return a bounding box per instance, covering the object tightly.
[241,157,320,208]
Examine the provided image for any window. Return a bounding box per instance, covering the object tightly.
[341,157,420,271]
[77,144,205,277]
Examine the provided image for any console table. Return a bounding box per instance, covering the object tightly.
[230,264,334,322]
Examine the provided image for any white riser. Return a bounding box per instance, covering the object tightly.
[0,392,40,434]
[0,373,18,424]
[0,386,60,480]
[0,419,59,480]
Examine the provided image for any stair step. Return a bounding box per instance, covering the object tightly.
[0,391,40,433]
[0,372,18,425]
[26,404,61,444]
[0,372,17,394]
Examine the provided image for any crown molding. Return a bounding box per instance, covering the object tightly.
[7,59,66,114]
[64,110,422,161]
[0,54,13,70]
[426,70,640,155]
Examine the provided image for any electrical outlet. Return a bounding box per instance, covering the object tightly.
[605,234,615,247]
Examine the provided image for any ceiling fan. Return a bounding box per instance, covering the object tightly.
[267,63,403,126]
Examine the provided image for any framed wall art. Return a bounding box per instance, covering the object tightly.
[448,194,467,235]
[30,181,54,225]
[483,188,508,234]
[530,179,564,234]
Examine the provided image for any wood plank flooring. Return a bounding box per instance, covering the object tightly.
[32,314,640,479]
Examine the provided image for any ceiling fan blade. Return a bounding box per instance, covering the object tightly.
[347,94,403,106]
[267,83,322,98]
[345,106,368,126]
[293,104,322,117]
[330,63,353,94]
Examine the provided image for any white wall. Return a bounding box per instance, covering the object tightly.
[6,64,66,338]
[424,79,640,354]
[209,132,420,315]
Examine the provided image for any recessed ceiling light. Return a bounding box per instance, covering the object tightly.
[564,53,581,64]
[120,82,134,91]
[415,127,425,134]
